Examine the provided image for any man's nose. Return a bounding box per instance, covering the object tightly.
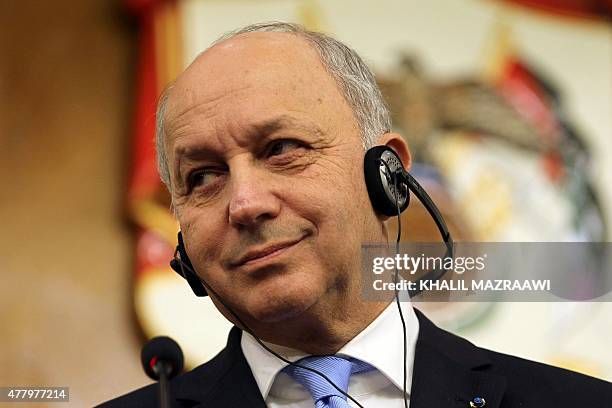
[228,169,281,228]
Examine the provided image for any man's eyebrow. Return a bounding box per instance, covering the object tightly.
[245,114,325,138]
[172,144,219,187]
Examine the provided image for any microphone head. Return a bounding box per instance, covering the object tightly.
[141,336,184,381]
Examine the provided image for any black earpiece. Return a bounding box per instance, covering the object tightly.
[170,144,452,297]
[170,232,208,297]
[364,145,410,216]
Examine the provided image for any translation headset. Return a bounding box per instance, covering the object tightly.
[169,145,454,408]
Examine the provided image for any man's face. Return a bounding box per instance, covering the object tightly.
[164,33,385,327]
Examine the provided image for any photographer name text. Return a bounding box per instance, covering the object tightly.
[372,279,551,292]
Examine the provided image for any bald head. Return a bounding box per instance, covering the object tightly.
[156,22,391,190]
[176,31,323,96]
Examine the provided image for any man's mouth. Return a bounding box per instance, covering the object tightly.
[231,237,305,268]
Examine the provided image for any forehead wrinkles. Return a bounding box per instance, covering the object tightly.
[164,82,252,141]
[165,79,331,154]
[166,87,227,129]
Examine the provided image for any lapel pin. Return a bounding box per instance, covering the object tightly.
[469,396,486,407]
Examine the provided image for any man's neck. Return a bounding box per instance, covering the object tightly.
[252,299,392,355]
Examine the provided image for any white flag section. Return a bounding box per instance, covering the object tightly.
[135,0,612,381]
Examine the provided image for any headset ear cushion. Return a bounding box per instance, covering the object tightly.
[170,232,208,297]
[364,145,410,216]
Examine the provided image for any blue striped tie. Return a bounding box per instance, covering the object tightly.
[282,356,375,407]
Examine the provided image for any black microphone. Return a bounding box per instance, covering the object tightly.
[141,336,184,408]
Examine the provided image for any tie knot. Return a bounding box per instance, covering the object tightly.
[281,356,374,405]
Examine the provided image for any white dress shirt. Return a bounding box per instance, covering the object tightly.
[241,301,419,407]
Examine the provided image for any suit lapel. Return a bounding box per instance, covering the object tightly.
[175,326,266,407]
[410,308,507,408]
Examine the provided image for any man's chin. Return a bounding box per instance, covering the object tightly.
[244,288,321,324]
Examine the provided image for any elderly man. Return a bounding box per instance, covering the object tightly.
[101,22,611,408]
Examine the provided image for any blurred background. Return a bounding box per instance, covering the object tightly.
[0,0,610,406]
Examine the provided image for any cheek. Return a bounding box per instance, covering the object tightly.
[294,169,369,266]
[180,209,226,277]
[319,168,373,235]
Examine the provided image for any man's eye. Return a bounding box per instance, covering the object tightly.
[268,140,301,157]
[188,169,224,189]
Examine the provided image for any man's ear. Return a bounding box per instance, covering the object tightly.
[376,133,412,171]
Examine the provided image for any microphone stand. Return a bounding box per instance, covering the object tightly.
[154,360,171,408]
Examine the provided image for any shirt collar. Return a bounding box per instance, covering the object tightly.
[240,301,419,400]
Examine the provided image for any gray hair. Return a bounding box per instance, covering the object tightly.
[156,21,391,190]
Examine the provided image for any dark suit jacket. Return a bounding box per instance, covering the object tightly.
[98,308,612,407]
